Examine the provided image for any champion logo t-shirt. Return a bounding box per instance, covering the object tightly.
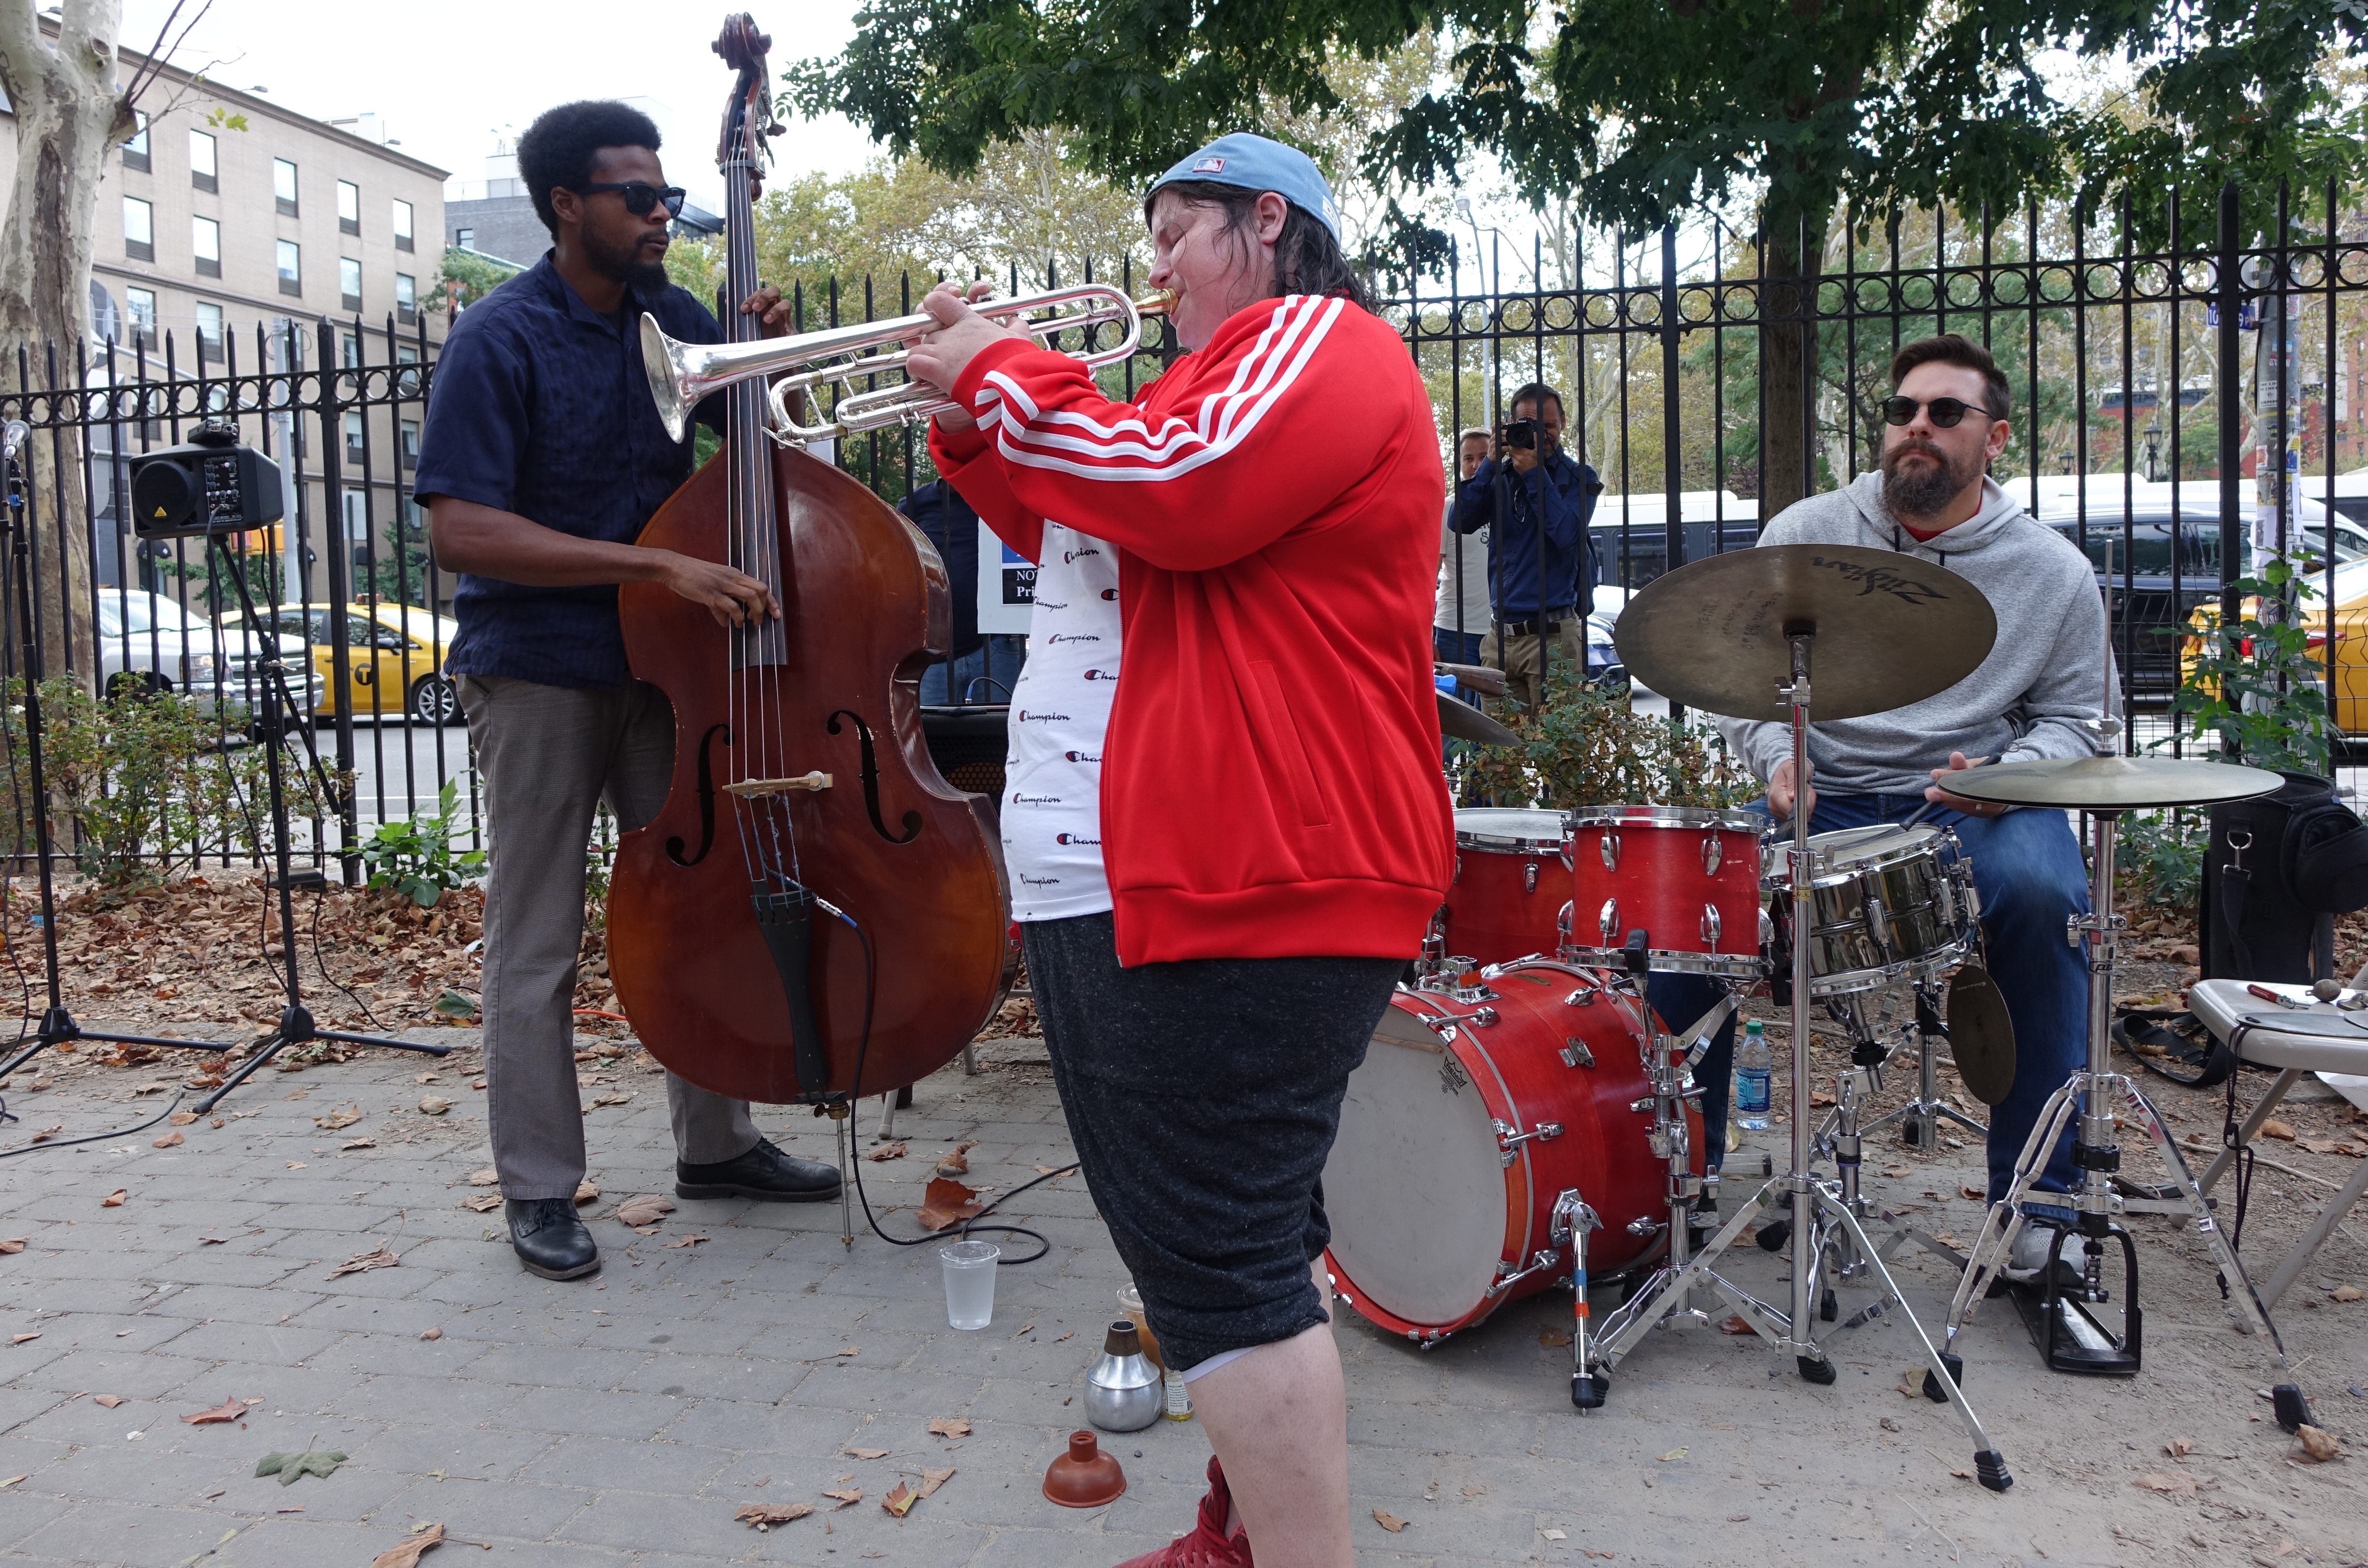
[1002,521,1121,920]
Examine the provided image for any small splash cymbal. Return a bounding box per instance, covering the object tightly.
[1612,544,1996,722]
[1438,691,1522,748]
[1947,964,2018,1107]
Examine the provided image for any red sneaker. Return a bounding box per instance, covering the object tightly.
[1113,1456,1252,1568]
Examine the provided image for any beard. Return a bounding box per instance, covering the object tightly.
[582,225,671,294]
[1881,438,1979,519]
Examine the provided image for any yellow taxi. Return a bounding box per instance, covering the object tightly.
[218,602,461,724]
[2181,556,2368,734]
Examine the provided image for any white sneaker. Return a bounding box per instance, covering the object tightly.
[2003,1222,2085,1288]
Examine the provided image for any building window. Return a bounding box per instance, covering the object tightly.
[400,419,419,471]
[344,488,370,555]
[392,198,414,253]
[122,196,153,261]
[454,226,474,251]
[195,300,224,363]
[277,239,302,297]
[340,256,362,312]
[189,128,217,193]
[337,179,360,236]
[394,340,422,395]
[340,332,359,368]
[395,271,416,325]
[122,112,150,172]
[273,158,299,216]
[193,214,221,278]
[125,286,157,337]
[344,411,365,465]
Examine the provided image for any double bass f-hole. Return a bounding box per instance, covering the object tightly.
[666,722,732,867]
[828,709,923,844]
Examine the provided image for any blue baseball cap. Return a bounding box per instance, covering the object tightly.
[1145,133,1342,241]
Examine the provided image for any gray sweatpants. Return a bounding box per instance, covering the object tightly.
[461,674,759,1199]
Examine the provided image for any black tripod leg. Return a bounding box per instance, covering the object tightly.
[194,1032,288,1114]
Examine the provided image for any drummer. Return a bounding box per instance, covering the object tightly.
[1650,333,2106,1285]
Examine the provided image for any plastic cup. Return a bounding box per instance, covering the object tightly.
[941,1240,1000,1329]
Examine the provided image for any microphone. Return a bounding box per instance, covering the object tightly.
[0,421,27,464]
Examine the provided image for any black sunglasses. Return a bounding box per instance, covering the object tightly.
[1878,395,1997,429]
[570,181,687,219]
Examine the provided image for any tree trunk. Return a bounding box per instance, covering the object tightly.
[0,0,132,691]
[1757,205,1829,524]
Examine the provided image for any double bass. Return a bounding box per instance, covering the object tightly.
[607,14,1014,1105]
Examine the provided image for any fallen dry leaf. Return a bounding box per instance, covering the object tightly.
[1372,1509,1408,1534]
[919,1467,954,1498]
[2260,1118,2296,1141]
[327,1246,400,1278]
[1959,1183,1984,1200]
[1542,1528,1567,1541]
[92,1394,124,1408]
[734,1502,813,1526]
[168,1111,199,1127]
[419,1327,443,1341]
[101,1190,125,1207]
[1716,1315,1754,1335]
[0,1239,23,1256]
[367,1522,443,1568]
[2332,1285,2363,1303]
[182,1395,246,1425]
[1538,1324,1572,1347]
[1882,1164,1913,1177]
[844,1447,889,1460]
[467,1169,497,1187]
[2296,1425,2340,1462]
[342,1137,376,1150]
[8,1333,36,1344]
[312,1104,361,1131]
[198,1236,228,1245]
[865,1142,907,1162]
[462,1195,501,1213]
[417,1096,451,1116]
[1658,1447,1689,1462]
[414,1073,440,1085]
[916,1177,985,1232]
[616,1194,675,1227]
[927,1417,971,1438]
[2133,1472,2197,1494]
[574,1180,598,1205]
[584,1092,633,1110]
[823,1487,862,1508]
[2165,1437,2194,1458]
[152,1131,183,1149]
[662,1234,709,1250]
[882,1481,918,1517]
[1810,1091,1837,1107]
[285,1161,308,1170]
[935,1140,979,1177]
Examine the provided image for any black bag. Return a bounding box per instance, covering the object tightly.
[2198,770,2368,985]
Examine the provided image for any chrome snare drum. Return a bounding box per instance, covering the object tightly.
[1564,806,1769,978]
[1770,823,1978,995]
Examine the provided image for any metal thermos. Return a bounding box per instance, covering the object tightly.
[1083,1319,1161,1432]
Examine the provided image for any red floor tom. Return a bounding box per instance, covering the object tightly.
[1442,808,1571,970]
[1323,961,1700,1345]
[1563,806,1767,978]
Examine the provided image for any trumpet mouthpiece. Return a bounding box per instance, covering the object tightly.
[1137,288,1179,317]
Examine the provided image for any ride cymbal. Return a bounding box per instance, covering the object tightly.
[1612,544,1996,722]
[1939,754,2282,811]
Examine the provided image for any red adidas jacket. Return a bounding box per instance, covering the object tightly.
[930,292,1452,965]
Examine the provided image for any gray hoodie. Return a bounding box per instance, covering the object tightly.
[1718,471,2111,798]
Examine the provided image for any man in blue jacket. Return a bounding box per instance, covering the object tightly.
[1449,381,1601,709]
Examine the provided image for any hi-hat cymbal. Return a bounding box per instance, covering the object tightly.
[1612,544,1996,722]
[1939,754,2282,810]
[1438,691,1522,748]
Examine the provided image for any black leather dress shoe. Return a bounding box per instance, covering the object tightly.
[676,1136,842,1202]
[506,1197,600,1280]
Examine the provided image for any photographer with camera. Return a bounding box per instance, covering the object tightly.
[1448,382,1601,709]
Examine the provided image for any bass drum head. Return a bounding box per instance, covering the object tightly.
[1323,1005,1507,1328]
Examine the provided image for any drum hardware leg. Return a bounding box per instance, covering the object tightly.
[1551,1191,1607,1409]
[1862,981,1989,1146]
[1588,1175,1788,1374]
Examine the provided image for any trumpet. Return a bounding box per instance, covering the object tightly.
[640,284,1177,447]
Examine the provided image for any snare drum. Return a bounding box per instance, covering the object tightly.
[1768,823,1978,995]
[1563,806,1768,977]
[1443,808,1571,969]
[1322,962,1698,1345]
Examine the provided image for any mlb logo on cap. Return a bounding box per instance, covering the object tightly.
[1150,133,1343,241]
[1191,156,1226,173]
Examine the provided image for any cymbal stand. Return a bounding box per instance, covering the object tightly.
[1939,805,2286,1377]
[1861,979,1988,1148]
[1581,631,2011,1490]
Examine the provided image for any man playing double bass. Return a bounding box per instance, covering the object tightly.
[416,99,839,1283]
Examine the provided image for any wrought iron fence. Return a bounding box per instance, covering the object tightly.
[5,180,2365,884]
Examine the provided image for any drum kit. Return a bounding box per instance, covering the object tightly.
[1328,542,2301,1490]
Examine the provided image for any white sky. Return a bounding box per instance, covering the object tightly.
[120,0,884,205]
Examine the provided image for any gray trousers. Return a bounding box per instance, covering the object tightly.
[461,674,759,1199]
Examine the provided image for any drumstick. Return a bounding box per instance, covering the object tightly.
[1899,754,2002,831]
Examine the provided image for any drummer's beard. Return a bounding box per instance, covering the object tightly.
[1880,438,1977,521]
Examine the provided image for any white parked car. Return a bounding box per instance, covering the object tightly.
[93,590,325,721]
[1586,585,1629,681]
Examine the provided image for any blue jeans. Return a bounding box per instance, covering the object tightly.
[920,635,1028,704]
[1433,626,1485,667]
[1648,793,2086,1211]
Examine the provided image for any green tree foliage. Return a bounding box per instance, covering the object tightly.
[424,246,524,319]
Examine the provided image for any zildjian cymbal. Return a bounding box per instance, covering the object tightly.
[1437,691,1522,748]
[1613,544,1997,722]
[1938,754,2283,811]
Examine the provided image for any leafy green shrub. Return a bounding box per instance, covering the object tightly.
[360,779,484,906]
[2119,809,2205,910]
[1461,679,1760,810]
[2163,560,2331,777]
[0,678,270,885]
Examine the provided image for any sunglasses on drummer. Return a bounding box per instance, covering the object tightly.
[570,181,687,219]
[1878,395,1998,429]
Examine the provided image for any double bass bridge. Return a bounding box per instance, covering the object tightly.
[722,772,834,798]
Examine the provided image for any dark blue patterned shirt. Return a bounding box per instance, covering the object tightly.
[413,254,724,689]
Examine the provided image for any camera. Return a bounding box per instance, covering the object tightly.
[1500,417,1546,452]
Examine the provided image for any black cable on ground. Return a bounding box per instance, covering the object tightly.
[0,1086,186,1160]
[827,899,1076,1266]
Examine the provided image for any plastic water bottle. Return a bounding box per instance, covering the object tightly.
[1734,1019,1772,1132]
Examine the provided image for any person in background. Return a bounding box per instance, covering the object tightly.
[1449,382,1601,709]
[898,477,1029,702]
[1434,426,1494,666]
